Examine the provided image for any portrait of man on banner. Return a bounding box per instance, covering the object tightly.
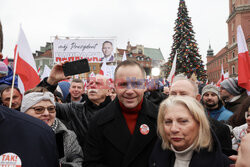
[100,41,114,62]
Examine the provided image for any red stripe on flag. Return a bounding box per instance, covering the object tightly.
[16,53,40,91]
[238,51,250,90]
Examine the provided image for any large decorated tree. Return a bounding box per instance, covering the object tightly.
[165,0,207,82]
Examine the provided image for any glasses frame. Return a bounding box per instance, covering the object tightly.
[30,106,56,114]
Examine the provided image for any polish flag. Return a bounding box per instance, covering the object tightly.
[122,51,127,61]
[99,61,106,76]
[167,53,177,86]
[14,27,40,93]
[224,72,229,80]
[40,65,51,80]
[89,72,96,77]
[237,25,250,90]
[3,56,9,65]
[220,63,224,81]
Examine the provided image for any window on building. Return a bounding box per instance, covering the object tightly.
[232,65,235,74]
[137,57,140,60]
[232,51,235,58]
[141,57,144,61]
[93,65,96,71]
[232,36,235,43]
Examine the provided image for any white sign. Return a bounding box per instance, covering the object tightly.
[0,152,22,167]
[53,38,116,63]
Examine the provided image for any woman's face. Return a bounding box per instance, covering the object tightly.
[163,104,199,151]
[26,100,56,126]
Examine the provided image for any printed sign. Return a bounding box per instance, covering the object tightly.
[0,152,22,167]
[53,38,116,63]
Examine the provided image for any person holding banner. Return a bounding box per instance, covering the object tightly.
[100,41,114,62]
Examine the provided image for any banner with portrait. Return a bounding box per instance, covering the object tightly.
[53,38,116,63]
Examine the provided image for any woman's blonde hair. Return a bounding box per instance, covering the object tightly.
[157,96,213,152]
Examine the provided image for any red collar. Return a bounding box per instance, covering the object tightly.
[119,98,143,113]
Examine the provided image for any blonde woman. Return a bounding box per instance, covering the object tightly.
[149,96,230,167]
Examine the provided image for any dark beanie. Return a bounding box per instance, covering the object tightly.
[220,78,242,96]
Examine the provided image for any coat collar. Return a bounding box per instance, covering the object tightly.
[97,97,158,167]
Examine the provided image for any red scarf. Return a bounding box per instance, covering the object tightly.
[119,99,143,134]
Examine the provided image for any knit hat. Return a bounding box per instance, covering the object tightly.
[21,92,55,113]
[0,61,8,76]
[220,78,242,96]
[201,84,219,97]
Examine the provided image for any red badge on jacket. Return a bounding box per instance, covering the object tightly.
[140,124,150,135]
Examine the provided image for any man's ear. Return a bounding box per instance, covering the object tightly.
[196,94,201,101]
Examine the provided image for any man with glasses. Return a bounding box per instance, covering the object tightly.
[84,60,158,167]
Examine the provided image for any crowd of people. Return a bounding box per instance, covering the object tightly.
[0,58,249,167]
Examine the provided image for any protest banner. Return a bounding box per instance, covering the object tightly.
[53,38,116,63]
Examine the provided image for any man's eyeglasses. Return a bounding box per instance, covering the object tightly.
[30,106,56,114]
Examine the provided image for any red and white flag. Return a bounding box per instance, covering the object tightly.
[99,60,107,76]
[14,27,40,93]
[237,25,250,91]
[167,53,177,86]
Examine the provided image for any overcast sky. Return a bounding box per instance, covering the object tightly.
[0,0,229,64]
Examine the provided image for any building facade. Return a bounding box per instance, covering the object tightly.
[206,0,250,83]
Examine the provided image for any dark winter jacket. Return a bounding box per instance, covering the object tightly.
[83,97,158,167]
[208,117,236,156]
[224,91,248,113]
[56,96,111,148]
[149,130,230,167]
[0,105,59,167]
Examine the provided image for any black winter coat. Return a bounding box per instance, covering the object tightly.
[0,106,59,167]
[83,97,158,167]
[56,97,111,148]
[149,130,230,167]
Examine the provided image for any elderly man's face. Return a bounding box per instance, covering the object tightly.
[87,75,109,104]
[169,80,200,101]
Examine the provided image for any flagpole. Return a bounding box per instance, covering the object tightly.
[9,45,18,108]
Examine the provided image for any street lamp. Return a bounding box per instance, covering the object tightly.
[152,67,160,76]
